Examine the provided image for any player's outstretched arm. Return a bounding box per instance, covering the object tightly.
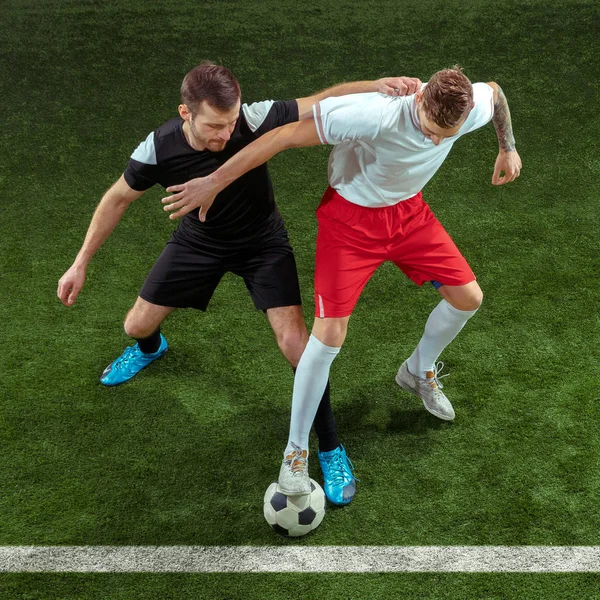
[296,77,422,120]
[487,81,522,186]
[57,175,143,306]
[162,120,321,222]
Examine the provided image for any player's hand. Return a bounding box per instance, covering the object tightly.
[492,149,522,185]
[162,177,220,222]
[57,263,87,306]
[377,77,422,97]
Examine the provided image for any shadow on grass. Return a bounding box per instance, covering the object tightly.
[335,382,452,439]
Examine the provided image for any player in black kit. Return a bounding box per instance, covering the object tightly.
[57,62,414,504]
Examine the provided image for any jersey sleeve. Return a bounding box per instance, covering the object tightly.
[459,83,495,136]
[312,93,384,145]
[241,100,299,137]
[123,131,159,191]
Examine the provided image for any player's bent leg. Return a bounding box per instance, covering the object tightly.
[398,282,482,420]
[100,297,174,387]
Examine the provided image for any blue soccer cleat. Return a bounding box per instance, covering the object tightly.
[100,334,168,386]
[318,445,357,506]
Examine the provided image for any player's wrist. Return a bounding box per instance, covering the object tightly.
[210,169,232,191]
[73,254,91,269]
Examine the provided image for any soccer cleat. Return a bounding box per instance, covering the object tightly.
[318,445,357,506]
[278,442,311,495]
[396,360,455,421]
[100,334,168,386]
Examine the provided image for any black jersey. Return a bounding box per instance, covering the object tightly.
[123,100,299,245]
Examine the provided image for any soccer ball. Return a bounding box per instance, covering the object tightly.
[263,479,326,537]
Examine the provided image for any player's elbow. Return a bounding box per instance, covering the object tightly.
[105,175,144,209]
[100,190,136,214]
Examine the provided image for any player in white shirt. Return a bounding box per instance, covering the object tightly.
[162,67,522,495]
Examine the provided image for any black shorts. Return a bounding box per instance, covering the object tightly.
[139,230,302,311]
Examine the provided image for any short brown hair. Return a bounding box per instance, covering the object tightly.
[181,61,241,115]
[422,66,473,128]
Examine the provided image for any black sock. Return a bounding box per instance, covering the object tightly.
[292,367,340,453]
[136,328,161,354]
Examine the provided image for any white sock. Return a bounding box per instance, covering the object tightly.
[285,334,340,456]
[406,299,478,379]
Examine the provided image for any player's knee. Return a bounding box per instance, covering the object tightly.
[457,287,483,311]
[123,315,153,339]
[444,282,483,312]
[276,328,307,366]
[466,287,483,311]
[312,319,347,348]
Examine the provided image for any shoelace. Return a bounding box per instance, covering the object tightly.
[285,442,308,475]
[114,345,140,371]
[427,361,450,391]
[324,452,359,485]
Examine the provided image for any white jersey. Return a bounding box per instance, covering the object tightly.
[313,82,495,207]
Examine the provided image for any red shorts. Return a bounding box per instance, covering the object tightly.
[314,187,476,318]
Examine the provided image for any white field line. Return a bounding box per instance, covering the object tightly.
[1,546,600,573]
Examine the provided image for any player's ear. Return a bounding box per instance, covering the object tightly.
[415,90,423,104]
[178,103,192,121]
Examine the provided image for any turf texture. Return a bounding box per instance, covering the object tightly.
[1,0,599,597]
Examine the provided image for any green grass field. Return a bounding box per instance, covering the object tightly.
[2,0,600,597]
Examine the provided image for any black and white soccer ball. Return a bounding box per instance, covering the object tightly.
[263,479,326,537]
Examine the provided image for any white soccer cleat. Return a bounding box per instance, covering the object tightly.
[278,442,311,495]
[396,360,455,421]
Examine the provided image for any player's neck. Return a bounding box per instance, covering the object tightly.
[182,120,207,152]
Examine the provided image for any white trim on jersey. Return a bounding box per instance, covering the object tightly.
[242,100,275,133]
[130,132,157,165]
[314,103,327,145]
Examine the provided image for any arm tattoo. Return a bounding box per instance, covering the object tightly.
[492,85,516,152]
